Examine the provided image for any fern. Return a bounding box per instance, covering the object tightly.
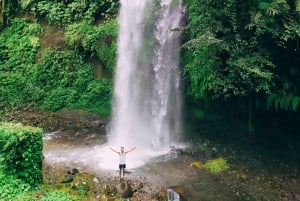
[292,96,300,112]
[226,0,237,32]
[279,92,293,110]
[267,93,277,109]
[258,0,287,16]
[19,0,34,10]
[258,1,271,10]
[267,93,300,111]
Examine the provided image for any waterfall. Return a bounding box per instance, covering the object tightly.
[42,0,185,171]
[108,0,184,166]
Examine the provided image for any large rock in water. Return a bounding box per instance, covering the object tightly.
[116,180,133,198]
[159,185,186,201]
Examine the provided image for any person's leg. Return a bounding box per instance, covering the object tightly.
[119,164,122,180]
[120,168,124,179]
[124,168,125,178]
[122,164,126,179]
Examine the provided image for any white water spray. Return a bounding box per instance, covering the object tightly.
[43,0,185,171]
[106,0,184,167]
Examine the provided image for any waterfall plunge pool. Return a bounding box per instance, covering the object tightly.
[43,130,188,171]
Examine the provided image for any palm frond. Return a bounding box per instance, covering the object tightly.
[258,0,287,16]
[292,96,300,111]
[267,93,300,111]
[296,0,300,12]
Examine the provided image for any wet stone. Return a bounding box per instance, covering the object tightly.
[59,174,74,183]
[68,168,79,175]
[116,180,133,198]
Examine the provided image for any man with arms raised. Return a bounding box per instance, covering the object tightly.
[110,146,136,180]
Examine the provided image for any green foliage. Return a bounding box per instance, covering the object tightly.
[0,18,41,69]
[65,19,118,73]
[30,0,119,25]
[35,50,82,91]
[291,96,300,111]
[19,0,35,10]
[68,78,112,117]
[248,0,299,43]
[38,191,78,201]
[0,173,32,201]
[64,22,98,51]
[297,0,300,12]
[184,0,300,113]
[41,87,77,112]
[0,122,43,186]
[0,179,78,201]
[0,0,19,28]
[114,198,125,201]
[95,19,118,73]
[96,41,117,73]
[0,18,113,117]
[202,158,229,174]
[34,49,112,116]
[34,1,68,25]
[0,73,30,104]
[0,18,41,104]
[267,93,300,111]
[0,166,76,201]
[183,0,277,99]
[225,52,274,95]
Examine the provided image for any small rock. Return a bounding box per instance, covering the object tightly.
[138,182,144,189]
[93,177,100,184]
[212,147,217,156]
[239,173,248,180]
[116,180,133,198]
[59,174,74,183]
[159,185,185,201]
[68,168,79,175]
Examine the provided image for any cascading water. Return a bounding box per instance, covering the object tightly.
[43,0,185,171]
[107,0,184,166]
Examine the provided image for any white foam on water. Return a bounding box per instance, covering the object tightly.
[44,141,189,169]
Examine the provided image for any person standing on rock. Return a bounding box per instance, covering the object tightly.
[110,146,136,180]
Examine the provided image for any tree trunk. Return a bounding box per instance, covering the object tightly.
[0,0,7,28]
[0,0,5,26]
[248,97,254,136]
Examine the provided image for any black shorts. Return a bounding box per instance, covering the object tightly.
[119,164,126,169]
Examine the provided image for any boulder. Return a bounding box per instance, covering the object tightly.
[159,185,186,201]
[59,174,74,183]
[116,180,133,198]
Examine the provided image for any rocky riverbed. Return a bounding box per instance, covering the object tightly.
[2,107,300,201]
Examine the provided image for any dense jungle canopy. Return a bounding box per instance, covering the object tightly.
[0,0,300,163]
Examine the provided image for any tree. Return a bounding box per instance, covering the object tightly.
[182,0,275,100]
[0,0,19,29]
[0,0,6,27]
[183,0,300,109]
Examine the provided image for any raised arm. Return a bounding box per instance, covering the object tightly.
[110,147,119,154]
[126,147,136,153]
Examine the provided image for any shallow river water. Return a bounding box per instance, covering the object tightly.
[43,129,238,201]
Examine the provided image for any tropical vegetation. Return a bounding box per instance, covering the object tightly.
[182,0,300,161]
[0,0,300,200]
